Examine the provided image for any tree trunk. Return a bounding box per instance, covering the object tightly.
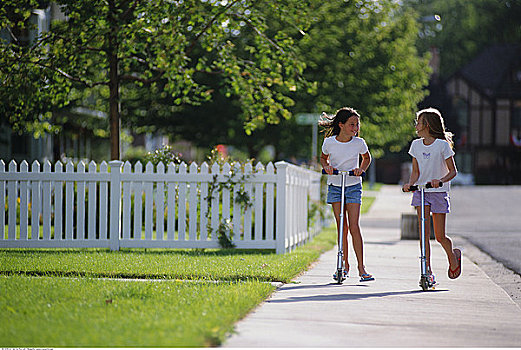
[246,143,257,160]
[108,0,120,160]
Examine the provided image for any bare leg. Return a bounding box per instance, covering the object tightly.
[332,202,349,271]
[432,213,458,271]
[346,203,369,276]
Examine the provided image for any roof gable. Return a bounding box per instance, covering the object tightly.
[458,44,521,98]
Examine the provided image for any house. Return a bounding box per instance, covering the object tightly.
[415,44,521,185]
[444,44,521,184]
[1,6,55,163]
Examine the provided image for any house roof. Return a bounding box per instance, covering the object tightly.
[458,44,521,98]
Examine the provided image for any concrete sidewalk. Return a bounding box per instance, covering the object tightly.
[224,185,521,347]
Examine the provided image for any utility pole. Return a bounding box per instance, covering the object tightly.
[296,113,320,166]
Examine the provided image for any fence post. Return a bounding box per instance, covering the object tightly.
[275,161,288,254]
[109,161,123,251]
[0,160,4,240]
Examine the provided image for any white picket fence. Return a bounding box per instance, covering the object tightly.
[0,159,324,253]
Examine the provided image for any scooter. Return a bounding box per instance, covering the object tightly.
[322,169,365,284]
[404,182,442,291]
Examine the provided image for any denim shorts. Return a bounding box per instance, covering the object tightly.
[326,183,362,204]
[411,191,450,213]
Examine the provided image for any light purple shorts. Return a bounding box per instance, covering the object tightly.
[411,191,450,213]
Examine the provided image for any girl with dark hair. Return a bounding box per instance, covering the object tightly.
[319,107,374,282]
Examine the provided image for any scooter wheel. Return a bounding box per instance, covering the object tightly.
[336,269,344,284]
[419,276,428,291]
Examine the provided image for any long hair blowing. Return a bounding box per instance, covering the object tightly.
[319,107,360,137]
[416,107,454,148]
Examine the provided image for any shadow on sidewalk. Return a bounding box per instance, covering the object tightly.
[267,288,448,303]
[364,240,399,245]
[279,282,389,291]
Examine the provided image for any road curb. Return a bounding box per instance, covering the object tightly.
[453,235,521,309]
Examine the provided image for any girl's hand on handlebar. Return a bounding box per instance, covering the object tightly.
[430,179,442,188]
[402,183,412,192]
[352,168,364,176]
[323,165,334,175]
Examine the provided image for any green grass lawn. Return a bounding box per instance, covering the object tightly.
[0,275,274,347]
[0,186,380,347]
[0,226,338,347]
[0,229,337,283]
[363,182,382,192]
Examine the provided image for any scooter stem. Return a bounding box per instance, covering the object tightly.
[420,186,428,276]
[337,172,346,271]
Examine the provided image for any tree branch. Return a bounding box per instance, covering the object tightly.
[186,0,242,56]
[234,14,286,54]
[120,71,165,84]
[35,61,109,88]
[51,33,105,53]
[121,0,142,21]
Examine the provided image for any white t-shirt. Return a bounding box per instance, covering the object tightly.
[321,136,369,187]
[408,138,455,192]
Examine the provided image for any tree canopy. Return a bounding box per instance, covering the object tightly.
[143,0,432,161]
[404,0,521,79]
[1,0,313,159]
[295,0,431,158]
[2,0,434,162]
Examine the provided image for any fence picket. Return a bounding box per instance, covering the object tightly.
[199,162,209,240]
[265,163,275,240]
[144,162,154,240]
[188,162,198,241]
[54,162,63,240]
[210,163,220,240]
[30,161,41,240]
[288,171,295,249]
[122,162,132,239]
[232,163,241,241]
[177,163,187,240]
[99,161,108,240]
[132,162,143,240]
[288,168,296,250]
[0,160,5,239]
[222,163,231,225]
[300,175,309,240]
[156,162,165,240]
[243,163,252,241]
[19,161,29,240]
[109,161,122,251]
[275,161,287,253]
[88,161,97,240]
[166,162,176,240]
[65,161,74,239]
[77,161,86,240]
[42,161,52,240]
[254,163,264,240]
[7,161,17,240]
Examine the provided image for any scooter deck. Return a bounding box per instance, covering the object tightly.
[334,269,346,284]
[419,275,436,291]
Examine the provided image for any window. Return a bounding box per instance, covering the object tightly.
[453,97,468,147]
[511,101,521,147]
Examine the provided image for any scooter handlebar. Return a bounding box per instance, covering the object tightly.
[322,169,366,178]
[403,182,443,192]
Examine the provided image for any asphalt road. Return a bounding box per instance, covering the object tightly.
[448,186,521,275]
